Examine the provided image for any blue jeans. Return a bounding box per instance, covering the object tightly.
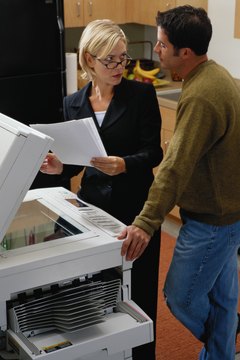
[163,214,240,360]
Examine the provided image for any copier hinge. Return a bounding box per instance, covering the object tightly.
[121,285,129,301]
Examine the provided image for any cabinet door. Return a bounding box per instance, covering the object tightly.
[84,0,126,24]
[175,0,208,11]
[64,0,126,28]
[126,0,208,25]
[160,106,175,157]
[71,170,85,194]
[64,0,84,27]
[235,0,240,38]
[159,106,180,219]
[127,0,176,26]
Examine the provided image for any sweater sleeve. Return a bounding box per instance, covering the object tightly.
[133,94,227,235]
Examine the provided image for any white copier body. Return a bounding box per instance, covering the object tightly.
[0,113,153,360]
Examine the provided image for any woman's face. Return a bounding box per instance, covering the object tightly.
[87,40,128,86]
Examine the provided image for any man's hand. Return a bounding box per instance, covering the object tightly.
[118,225,151,261]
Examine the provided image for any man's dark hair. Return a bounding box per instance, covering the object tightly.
[156,5,212,55]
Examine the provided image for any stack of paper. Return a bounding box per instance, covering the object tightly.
[30,118,107,166]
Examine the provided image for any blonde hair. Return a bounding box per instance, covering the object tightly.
[79,19,127,80]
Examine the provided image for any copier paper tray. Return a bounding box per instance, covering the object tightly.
[6,272,152,360]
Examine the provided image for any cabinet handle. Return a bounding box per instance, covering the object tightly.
[164,140,170,153]
[76,1,81,17]
[88,1,93,16]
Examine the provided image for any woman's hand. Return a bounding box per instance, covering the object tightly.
[40,153,63,175]
[90,156,126,176]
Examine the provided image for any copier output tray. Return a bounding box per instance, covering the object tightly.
[7,300,152,360]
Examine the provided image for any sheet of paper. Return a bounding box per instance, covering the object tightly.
[30,118,107,166]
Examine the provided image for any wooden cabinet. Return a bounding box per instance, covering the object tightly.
[64,0,126,28]
[157,103,180,219]
[84,0,126,24]
[126,0,176,26]
[64,0,208,28]
[235,0,240,38]
[71,171,84,194]
[64,0,84,27]
[126,0,208,26]
[175,0,208,11]
[160,106,176,156]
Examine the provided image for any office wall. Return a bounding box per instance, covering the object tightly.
[208,0,240,78]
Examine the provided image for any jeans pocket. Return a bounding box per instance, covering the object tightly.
[228,222,240,246]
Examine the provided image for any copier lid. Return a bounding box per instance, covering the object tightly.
[0,112,53,243]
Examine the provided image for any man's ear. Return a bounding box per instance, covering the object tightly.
[180,47,194,59]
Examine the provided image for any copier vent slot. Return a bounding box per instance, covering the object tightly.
[7,273,121,338]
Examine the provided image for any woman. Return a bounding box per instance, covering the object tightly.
[41,19,163,360]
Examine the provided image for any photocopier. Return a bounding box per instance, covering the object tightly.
[0,113,153,360]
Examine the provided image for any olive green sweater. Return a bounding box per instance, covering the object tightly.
[133,60,240,236]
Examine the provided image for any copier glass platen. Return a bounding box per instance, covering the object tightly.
[0,113,153,360]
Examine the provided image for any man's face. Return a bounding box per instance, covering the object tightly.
[154,27,181,71]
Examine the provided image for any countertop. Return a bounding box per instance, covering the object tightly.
[157,71,240,111]
[77,69,240,112]
[156,71,182,110]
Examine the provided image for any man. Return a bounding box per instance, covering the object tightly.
[119,6,240,360]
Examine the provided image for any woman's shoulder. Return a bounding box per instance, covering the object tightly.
[64,82,91,107]
[119,77,156,96]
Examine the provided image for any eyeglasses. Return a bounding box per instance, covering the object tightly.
[92,54,132,69]
[156,41,167,49]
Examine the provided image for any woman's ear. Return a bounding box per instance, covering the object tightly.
[85,52,95,68]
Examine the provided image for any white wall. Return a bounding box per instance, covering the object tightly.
[144,0,240,79]
[208,0,240,78]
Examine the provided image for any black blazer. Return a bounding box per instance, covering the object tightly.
[61,78,163,224]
